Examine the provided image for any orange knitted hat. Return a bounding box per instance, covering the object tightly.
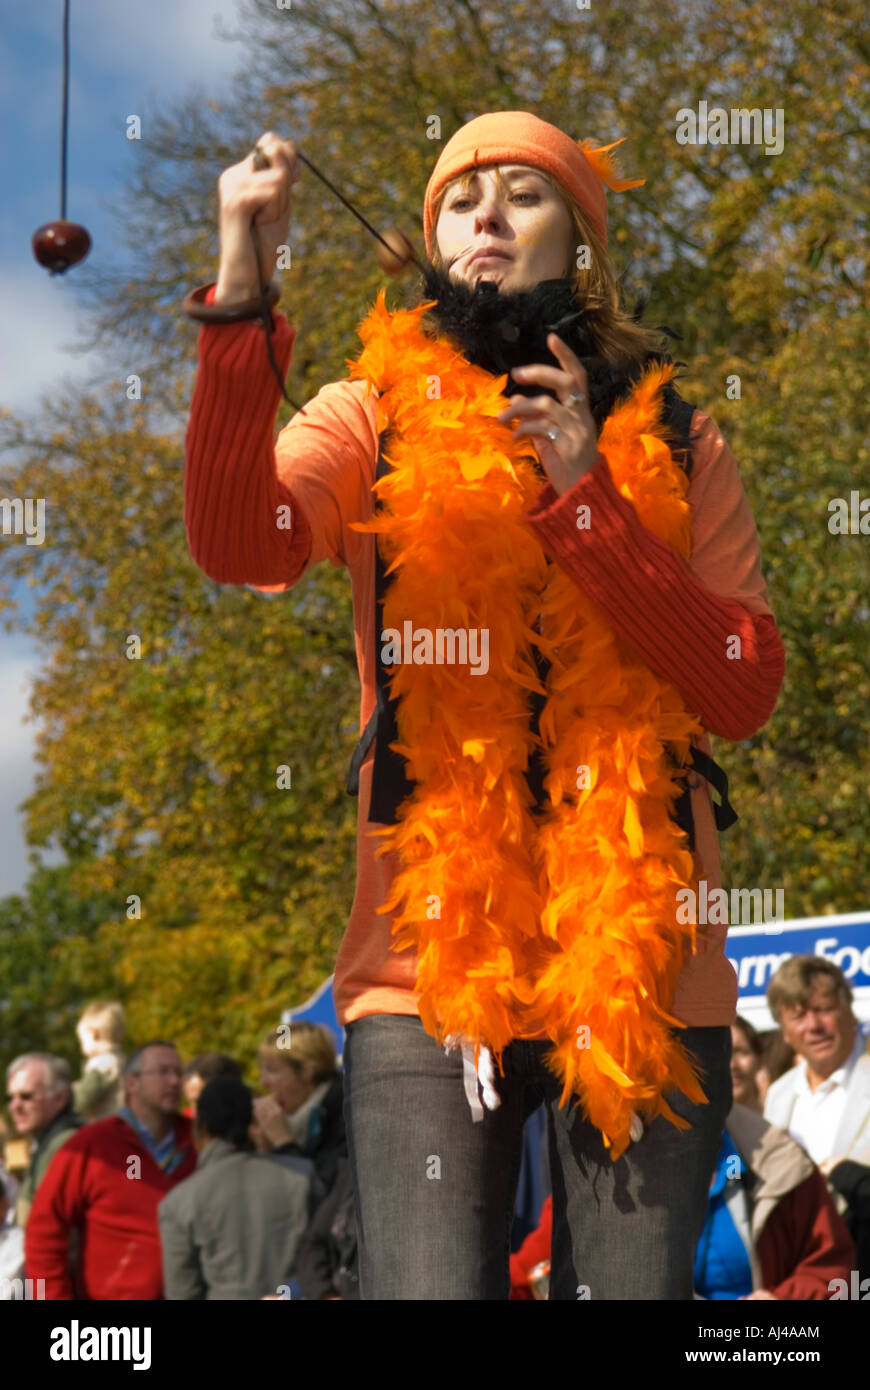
[423,111,644,257]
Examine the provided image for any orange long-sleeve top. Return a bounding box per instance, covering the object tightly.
[184,288,785,1029]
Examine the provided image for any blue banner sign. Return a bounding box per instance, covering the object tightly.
[281,975,344,1059]
[727,911,870,1027]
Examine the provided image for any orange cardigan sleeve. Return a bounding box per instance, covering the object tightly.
[523,410,785,741]
[183,291,378,593]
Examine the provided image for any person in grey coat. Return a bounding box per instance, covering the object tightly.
[158,1076,313,1299]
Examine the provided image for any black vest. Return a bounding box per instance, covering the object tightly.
[345,392,737,851]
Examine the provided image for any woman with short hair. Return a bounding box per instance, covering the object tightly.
[252,1024,345,1197]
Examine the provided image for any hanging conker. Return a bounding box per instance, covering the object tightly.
[32,220,92,273]
[375,226,416,275]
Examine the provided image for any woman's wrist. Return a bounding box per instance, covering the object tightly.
[213,277,260,305]
[183,280,281,324]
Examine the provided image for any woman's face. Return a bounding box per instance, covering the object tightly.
[730,1025,761,1107]
[183,1073,205,1106]
[434,163,575,294]
[258,1050,315,1114]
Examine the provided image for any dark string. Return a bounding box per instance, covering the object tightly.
[249,145,424,414]
[60,0,70,219]
[249,218,303,412]
[293,151,425,274]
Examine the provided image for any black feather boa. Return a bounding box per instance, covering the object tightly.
[413,262,692,464]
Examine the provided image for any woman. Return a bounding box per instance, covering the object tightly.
[696,1016,855,1299]
[758,1028,797,1105]
[693,1097,856,1300]
[295,1155,359,1301]
[730,1013,796,1112]
[730,1015,765,1111]
[509,1023,847,1301]
[250,1024,346,1198]
[184,111,785,1299]
[181,1051,242,1118]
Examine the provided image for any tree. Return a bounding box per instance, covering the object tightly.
[1,0,868,1065]
[0,394,357,1064]
[0,863,118,1067]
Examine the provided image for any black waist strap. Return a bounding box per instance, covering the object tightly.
[345,429,415,821]
[346,706,377,796]
[688,746,739,832]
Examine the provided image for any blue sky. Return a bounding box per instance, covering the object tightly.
[0,0,243,896]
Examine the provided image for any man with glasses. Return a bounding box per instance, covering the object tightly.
[24,1041,196,1299]
[5,1054,81,1228]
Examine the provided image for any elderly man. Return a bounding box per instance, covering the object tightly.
[764,958,870,1167]
[764,957,870,1278]
[6,1054,81,1227]
[25,1041,195,1299]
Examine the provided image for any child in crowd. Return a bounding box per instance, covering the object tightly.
[72,1001,126,1121]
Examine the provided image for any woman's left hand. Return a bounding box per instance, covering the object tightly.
[496,333,599,497]
[252,1093,293,1147]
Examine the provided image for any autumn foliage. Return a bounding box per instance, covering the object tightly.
[0,0,867,1072]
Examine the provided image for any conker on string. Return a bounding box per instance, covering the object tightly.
[32,220,92,273]
[375,226,416,275]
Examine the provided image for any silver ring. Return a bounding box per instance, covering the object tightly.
[565,392,586,408]
[546,427,561,443]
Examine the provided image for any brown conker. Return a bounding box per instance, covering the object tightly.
[32,220,92,273]
[375,226,416,275]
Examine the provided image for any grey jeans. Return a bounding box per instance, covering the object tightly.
[343,1013,731,1300]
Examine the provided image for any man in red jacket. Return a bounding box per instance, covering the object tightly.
[25,1041,196,1299]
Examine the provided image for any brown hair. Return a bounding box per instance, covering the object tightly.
[428,166,666,368]
[766,955,853,1025]
[259,1022,337,1085]
[183,1052,242,1083]
[732,1014,763,1058]
[758,1030,797,1086]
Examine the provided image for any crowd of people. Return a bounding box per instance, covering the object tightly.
[1,1004,357,1299]
[2,955,868,1300]
[509,955,870,1299]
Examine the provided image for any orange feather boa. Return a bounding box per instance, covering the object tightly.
[348,290,709,1160]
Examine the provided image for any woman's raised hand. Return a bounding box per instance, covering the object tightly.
[496,334,600,497]
[250,1092,293,1148]
[214,132,299,305]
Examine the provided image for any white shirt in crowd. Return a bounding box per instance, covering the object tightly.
[0,1219,25,1297]
[778,1030,866,1165]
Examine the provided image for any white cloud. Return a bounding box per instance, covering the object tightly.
[73,0,246,91]
[1,1,254,418]
[0,268,104,418]
[0,4,258,893]
[0,646,42,898]
[0,4,245,207]
[0,650,37,760]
